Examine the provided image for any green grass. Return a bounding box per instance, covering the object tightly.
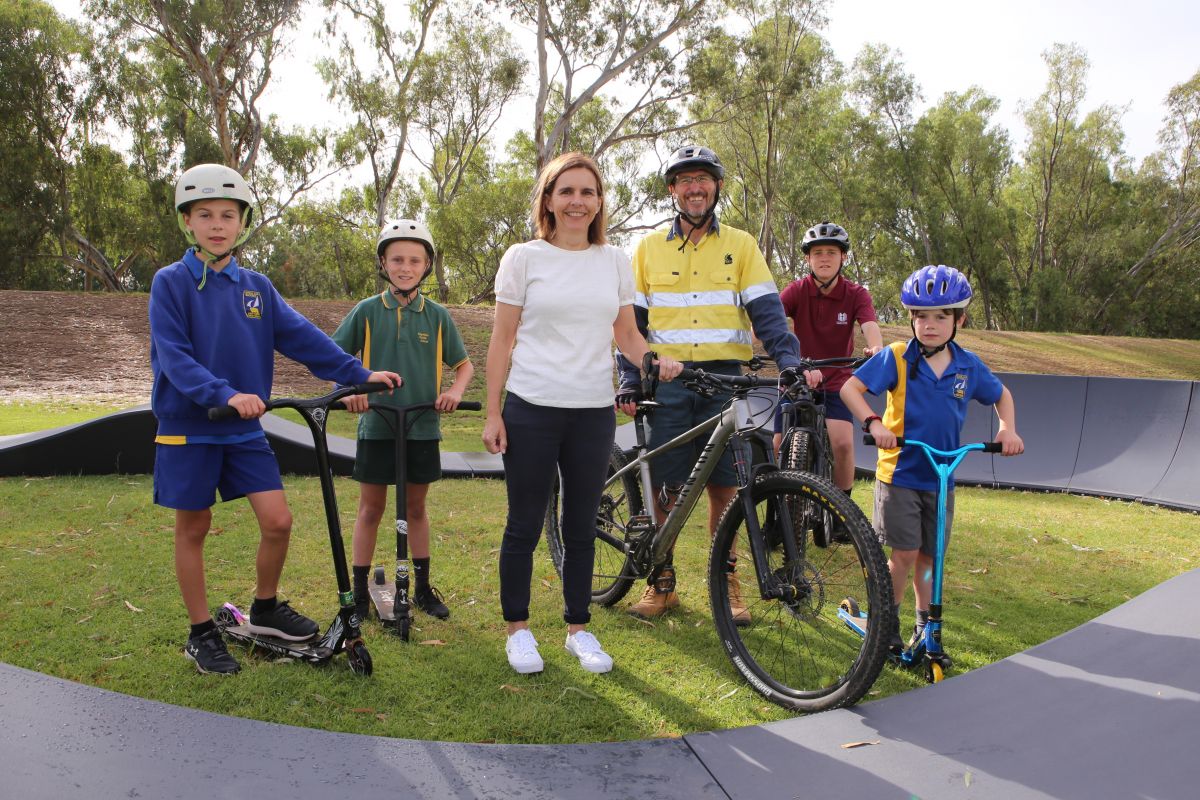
[1,469,1197,744]
[0,400,136,436]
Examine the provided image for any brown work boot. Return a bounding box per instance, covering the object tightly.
[727,571,751,627]
[627,568,680,619]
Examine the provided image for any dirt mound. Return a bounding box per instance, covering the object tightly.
[0,290,492,404]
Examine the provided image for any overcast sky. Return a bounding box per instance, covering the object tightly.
[53,0,1199,168]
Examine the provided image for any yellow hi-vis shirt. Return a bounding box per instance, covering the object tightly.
[632,222,781,362]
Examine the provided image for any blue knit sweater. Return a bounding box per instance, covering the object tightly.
[149,250,372,438]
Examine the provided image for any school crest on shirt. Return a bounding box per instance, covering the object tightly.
[837,312,849,325]
[243,290,262,319]
[724,253,733,265]
[953,373,967,399]
[417,332,430,344]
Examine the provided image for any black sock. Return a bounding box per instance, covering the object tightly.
[190,619,216,639]
[250,596,277,616]
[843,486,853,498]
[352,564,370,598]
[915,608,930,634]
[414,557,431,593]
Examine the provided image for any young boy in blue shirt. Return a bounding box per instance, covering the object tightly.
[333,220,474,622]
[841,265,1023,651]
[150,163,401,674]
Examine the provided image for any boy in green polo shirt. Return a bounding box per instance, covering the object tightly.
[334,220,474,621]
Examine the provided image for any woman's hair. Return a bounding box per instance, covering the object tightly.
[531,151,608,244]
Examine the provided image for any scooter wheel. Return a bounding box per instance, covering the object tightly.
[374,566,385,585]
[398,616,411,643]
[348,641,373,676]
[215,606,237,628]
[839,597,860,616]
[926,661,944,684]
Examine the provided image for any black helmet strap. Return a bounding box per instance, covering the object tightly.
[672,184,722,251]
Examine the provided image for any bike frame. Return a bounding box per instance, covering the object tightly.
[610,375,803,598]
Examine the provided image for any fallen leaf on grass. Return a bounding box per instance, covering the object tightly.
[375,713,388,721]
[968,567,988,574]
[350,708,375,714]
[540,578,555,588]
[500,684,525,693]
[558,686,597,701]
[841,740,880,749]
[124,600,144,613]
[419,639,446,646]
[717,688,738,701]
[102,653,131,661]
[76,615,93,624]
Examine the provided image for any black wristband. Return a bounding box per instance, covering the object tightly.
[861,415,882,433]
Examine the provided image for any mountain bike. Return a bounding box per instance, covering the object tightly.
[544,358,892,712]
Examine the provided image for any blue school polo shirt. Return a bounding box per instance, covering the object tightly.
[853,339,1003,491]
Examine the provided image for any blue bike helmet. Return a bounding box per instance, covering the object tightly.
[901,265,973,310]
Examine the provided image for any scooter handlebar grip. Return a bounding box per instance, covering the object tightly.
[863,435,906,447]
[982,442,1003,453]
[458,401,482,411]
[208,405,241,421]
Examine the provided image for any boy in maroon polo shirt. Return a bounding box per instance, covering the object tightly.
[777,222,883,504]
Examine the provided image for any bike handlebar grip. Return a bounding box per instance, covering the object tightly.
[357,381,393,394]
[458,401,483,411]
[208,405,241,421]
[982,442,1003,453]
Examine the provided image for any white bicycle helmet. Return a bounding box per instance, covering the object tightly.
[376,219,436,261]
[175,164,254,220]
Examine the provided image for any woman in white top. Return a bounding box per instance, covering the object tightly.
[483,152,682,675]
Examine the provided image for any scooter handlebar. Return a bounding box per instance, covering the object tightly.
[863,435,1002,454]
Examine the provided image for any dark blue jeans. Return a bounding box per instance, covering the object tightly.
[499,393,616,625]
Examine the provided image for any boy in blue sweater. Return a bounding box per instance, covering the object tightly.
[150,163,401,674]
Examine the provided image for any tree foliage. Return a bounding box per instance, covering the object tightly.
[0,3,1196,338]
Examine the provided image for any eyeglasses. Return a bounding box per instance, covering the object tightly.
[674,175,715,187]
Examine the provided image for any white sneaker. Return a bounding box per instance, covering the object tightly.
[564,630,613,674]
[506,629,544,674]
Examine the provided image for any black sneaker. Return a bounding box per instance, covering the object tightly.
[354,594,371,625]
[413,585,450,619]
[184,628,241,675]
[246,600,319,641]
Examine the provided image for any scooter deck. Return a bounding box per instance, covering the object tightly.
[838,608,870,637]
[367,581,412,626]
[220,624,334,662]
[215,604,334,663]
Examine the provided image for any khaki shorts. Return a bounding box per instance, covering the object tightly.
[872,480,955,556]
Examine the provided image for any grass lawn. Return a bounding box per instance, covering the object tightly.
[1,465,1196,744]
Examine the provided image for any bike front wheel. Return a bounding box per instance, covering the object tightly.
[545,443,643,606]
[709,470,892,712]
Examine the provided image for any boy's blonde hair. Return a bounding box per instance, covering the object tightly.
[531,152,608,244]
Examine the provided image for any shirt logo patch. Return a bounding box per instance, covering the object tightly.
[243,290,262,319]
[724,253,733,265]
[837,312,849,325]
[953,373,967,399]
[417,332,430,344]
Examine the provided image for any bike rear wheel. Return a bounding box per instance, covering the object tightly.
[779,425,836,548]
[545,444,643,606]
[709,470,891,712]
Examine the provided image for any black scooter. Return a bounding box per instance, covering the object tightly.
[365,400,481,641]
[207,382,390,675]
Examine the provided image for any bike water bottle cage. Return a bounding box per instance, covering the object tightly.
[657,483,683,510]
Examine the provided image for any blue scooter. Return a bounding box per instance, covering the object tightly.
[839,436,1002,683]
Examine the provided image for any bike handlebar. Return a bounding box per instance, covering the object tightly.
[863,435,1002,454]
